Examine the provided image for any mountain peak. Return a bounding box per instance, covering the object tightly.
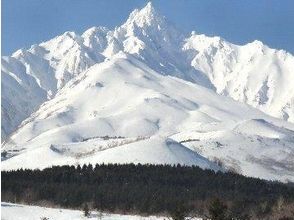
[125,2,163,28]
[141,2,156,15]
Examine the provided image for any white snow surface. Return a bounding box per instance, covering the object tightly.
[2,203,187,220]
[1,3,294,182]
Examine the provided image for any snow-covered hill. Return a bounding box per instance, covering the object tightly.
[2,54,294,182]
[1,3,294,182]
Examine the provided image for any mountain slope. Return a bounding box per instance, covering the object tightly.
[2,54,294,182]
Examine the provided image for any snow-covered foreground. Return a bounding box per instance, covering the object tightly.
[1,203,200,220]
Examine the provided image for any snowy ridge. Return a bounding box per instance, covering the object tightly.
[184,33,294,122]
[1,3,294,181]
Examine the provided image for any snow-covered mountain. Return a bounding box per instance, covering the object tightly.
[2,3,294,182]
[184,34,294,122]
[2,3,294,140]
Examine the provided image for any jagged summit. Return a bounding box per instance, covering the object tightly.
[118,1,180,38]
[118,1,182,42]
[125,2,164,28]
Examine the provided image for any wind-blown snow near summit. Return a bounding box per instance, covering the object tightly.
[1,3,294,182]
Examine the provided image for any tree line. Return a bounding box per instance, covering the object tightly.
[2,163,294,219]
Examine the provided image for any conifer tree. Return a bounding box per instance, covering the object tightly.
[208,198,228,220]
[83,203,90,217]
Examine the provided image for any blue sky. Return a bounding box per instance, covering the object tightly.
[2,0,294,55]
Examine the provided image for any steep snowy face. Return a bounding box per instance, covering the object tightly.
[184,33,294,122]
[9,31,105,92]
[1,56,48,139]
[82,26,109,51]
[2,54,294,181]
[1,29,108,140]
